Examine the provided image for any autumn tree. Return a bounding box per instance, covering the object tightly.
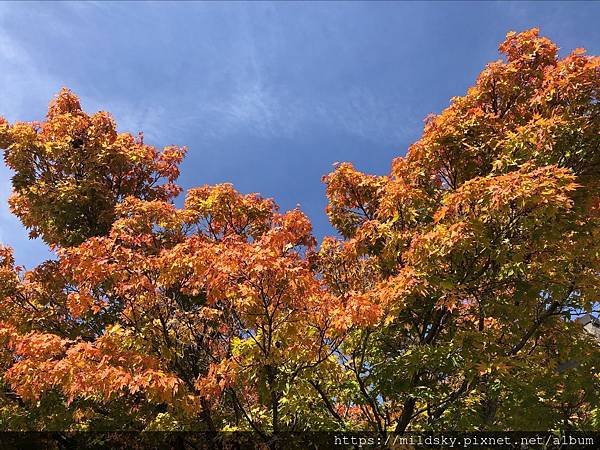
[320,28,600,432]
[0,28,599,440]
[0,89,187,431]
[0,92,344,438]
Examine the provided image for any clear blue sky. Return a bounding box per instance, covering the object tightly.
[1,1,599,268]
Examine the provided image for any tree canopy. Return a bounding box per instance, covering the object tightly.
[0,28,599,437]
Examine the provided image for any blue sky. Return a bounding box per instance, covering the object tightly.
[1,1,599,268]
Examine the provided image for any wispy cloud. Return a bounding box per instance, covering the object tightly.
[0,8,59,119]
[0,6,55,266]
[103,75,419,148]
[71,4,420,147]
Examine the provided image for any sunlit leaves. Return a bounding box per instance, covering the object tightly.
[0,88,186,247]
[320,28,600,432]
